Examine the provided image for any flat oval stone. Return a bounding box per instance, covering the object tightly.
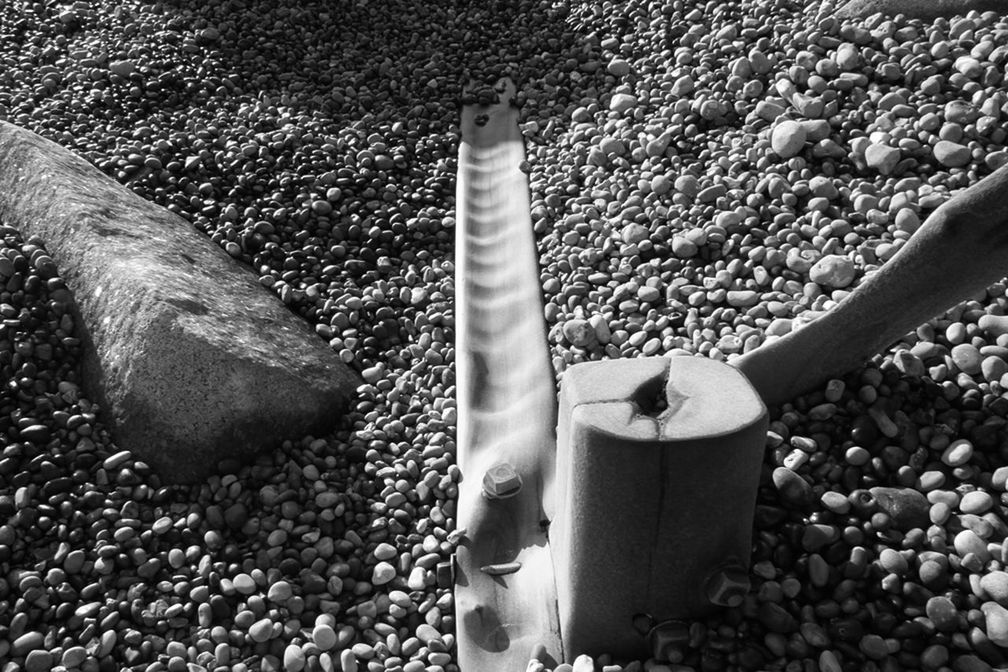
[951,344,983,374]
[934,140,971,167]
[942,439,974,467]
[961,491,994,515]
[955,529,991,562]
[927,595,960,631]
[981,571,1008,606]
[248,617,274,643]
[983,601,1008,646]
[283,644,306,672]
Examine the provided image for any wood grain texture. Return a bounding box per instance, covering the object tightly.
[736,163,1008,407]
[454,80,564,670]
[553,357,767,658]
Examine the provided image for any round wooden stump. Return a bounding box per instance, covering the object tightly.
[552,356,768,658]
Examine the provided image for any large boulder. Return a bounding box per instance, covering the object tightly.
[0,121,360,483]
[835,0,1008,20]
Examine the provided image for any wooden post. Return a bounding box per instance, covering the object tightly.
[552,356,768,659]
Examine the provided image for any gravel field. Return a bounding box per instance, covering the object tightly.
[4,0,1008,671]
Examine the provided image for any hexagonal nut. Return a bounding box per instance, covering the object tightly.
[706,564,750,607]
[482,462,523,499]
[648,619,690,661]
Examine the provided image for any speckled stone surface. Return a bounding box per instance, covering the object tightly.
[835,0,1008,20]
[0,121,359,483]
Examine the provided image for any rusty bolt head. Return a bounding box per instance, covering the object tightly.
[482,462,523,499]
[648,619,690,661]
[706,564,750,607]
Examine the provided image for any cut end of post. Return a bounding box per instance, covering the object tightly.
[552,356,769,658]
[566,356,766,442]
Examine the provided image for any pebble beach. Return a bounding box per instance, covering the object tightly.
[4,0,1008,671]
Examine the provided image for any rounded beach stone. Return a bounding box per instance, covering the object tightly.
[772,466,813,508]
[955,529,991,562]
[960,491,994,514]
[934,140,971,167]
[283,644,306,672]
[562,319,595,347]
[809,255,856,288]
[313,623,338,650]
[108,59,136,77]
[609,93,637,113]
[982,355,1008,382]
[771,120,806,158]
[981,572,1008,605]
[11,631,43,656]
[979,314,1008,338]
[24,651,53,672]
[836,43,861,70]
[372,561,396,585]
[249,618,274,643]
[927,595,960,631]
[983,601,1008,646]
[607,58,631,76]
[943,439,974,466]
[951,343,982,374]
[267,580,293,603]
[672,236,699,258]
[865,144,901,174]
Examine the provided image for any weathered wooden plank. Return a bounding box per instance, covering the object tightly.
[454,81,563,669]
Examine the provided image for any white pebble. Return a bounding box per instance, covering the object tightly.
[371,561,396,586]
[609,93,637,113]
[942,439,974,467]
[865,144,901,175]
[809,255,856,289]
[770,120,806,158]
[934,140,971,168]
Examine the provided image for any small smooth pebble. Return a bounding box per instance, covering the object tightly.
[981,572,1008,606]
[562,319,595,347]
[943,439,974,467]
[283,644,306,672]
[808,254,856,288]
[934,140,972,167]
[609,93,637,113]
[372,561,396,585]
[961,491,994,514]
[956,529,992,562]
[927,595,960,631]
[771,120,807,158]
[983,601,1008,646]
[865,144,901,174]
[951,344,983,374]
